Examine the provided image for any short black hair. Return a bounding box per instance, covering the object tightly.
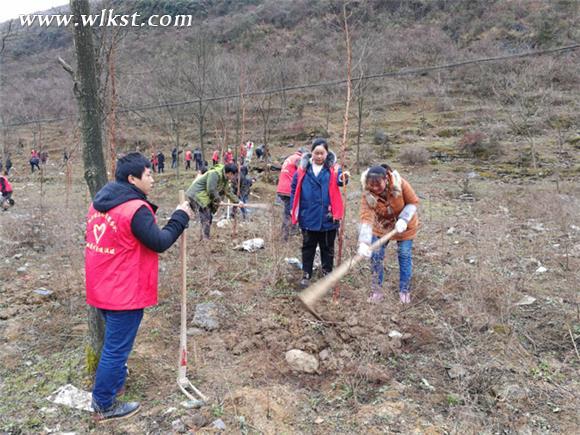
[115,152,151,182]
[224,163,238,174]
[311,137,328,152]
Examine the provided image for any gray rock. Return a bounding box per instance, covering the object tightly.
[171,418,186,433]
[183,413,209,429]
[17,267,27,274]
[209,290,224,297]
[446,365,467,379]
[13,254,23,260]
[187,328,205,336]
[319,349,331,361]
[34,288,53,296]
[212,418,226,431]
[192,302,223,331]
[180,399,204,409]
[285,349,319,374]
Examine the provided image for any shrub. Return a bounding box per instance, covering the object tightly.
[373,130,389,146]
[399,147,429,166]
[457,131,501,159]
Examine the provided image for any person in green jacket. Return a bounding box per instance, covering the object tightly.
[186,163,243,239]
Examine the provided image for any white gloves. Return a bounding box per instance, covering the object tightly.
[395,219,407,233]
[357,243,372,258]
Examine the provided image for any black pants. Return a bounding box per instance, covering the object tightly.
[193,204,213,239]
[301,229,337,277]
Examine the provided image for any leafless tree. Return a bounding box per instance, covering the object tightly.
[59,0,108,373]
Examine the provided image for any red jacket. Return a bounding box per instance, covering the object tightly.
[85,200,159,310]
[0,176,12,194]
[276,152,302,196]
[185,150,193,161]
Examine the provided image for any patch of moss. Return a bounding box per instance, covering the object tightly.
[436,127,464,138]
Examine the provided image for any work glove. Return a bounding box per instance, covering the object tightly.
[357,243,372,258]
[395,218,407,234]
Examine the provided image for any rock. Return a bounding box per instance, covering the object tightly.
[355,363,390,383]
[232,339,255,355]
[192,302,223,331]
[212,418,226,430]
[187,327,205,336]
[314,416,324,424]
[233,238,265,252]
[420,378,435,391]
[375,401,405,419]
[284,257,303,270]
[180,399,204,409]
[446,227,455,235]
[13,253,23,260]
[209,290,224,297]
[172,419,186,433]
[319,349,331,360]
[388,330,403,338]
[515,295,536,306]
[0,307,18,320]
[34,288,53,296]
[535,266,547,273]
[496,383,527,401]
[346,316,359,327]
[285,349,319,374]
[446,365,467,379]
[16,266,27,274]
[183,412,209,429]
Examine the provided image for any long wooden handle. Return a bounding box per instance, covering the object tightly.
[218,202,270,210]
[298,228,397,311]
[178,190,188,374]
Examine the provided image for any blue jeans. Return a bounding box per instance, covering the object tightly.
[371,237,413,293]
[92,309,144,410]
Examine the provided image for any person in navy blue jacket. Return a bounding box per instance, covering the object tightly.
[290,138,349,288]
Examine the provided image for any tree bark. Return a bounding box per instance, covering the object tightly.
[70,0,108,373]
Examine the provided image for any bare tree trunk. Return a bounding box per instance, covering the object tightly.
[198,99,205,160]
[106,38,117,179]
[69,0,108,374]
[356,90,364,174]
[334,2,353,303]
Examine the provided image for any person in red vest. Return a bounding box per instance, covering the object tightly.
[184,149,193,170]
[276,147,306,240]
[290,138,349,288]
[211,149,219,166]
[0,175,13,210]
[85,152,192,421]
[223,148,234,164]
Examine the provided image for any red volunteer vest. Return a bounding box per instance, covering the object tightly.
[0,176,12,193]
[276,153,301,196]
[85,200,159,310]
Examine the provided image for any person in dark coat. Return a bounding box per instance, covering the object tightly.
[5,156,12,175]
[231,165,253,220]
[157,151,165,173]
[290,138,349,288]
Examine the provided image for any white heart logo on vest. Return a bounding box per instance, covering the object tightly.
[93,223,106,244]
